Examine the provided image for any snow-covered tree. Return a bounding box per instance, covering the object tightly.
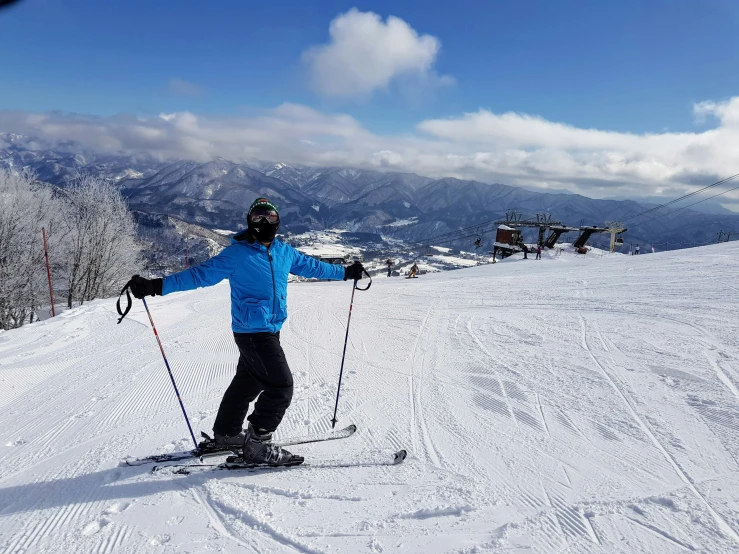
[0,171,142,329]
[57,176,142,308]
[0,169,61,330]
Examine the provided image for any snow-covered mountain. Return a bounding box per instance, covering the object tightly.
[3,132,738,250]
[2,242,739,552]
[0,133,168,184]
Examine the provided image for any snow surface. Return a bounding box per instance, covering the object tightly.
[2,243,739,553]
[427,255,479,267]
[287,230,362,260]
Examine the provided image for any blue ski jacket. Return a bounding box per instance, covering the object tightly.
[162,233,345,333]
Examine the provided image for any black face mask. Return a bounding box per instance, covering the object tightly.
[248,219,279,242]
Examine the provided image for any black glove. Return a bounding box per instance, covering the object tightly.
[128,275,163,299]
[343,261,365,281]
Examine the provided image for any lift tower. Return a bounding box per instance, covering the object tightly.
[605,222,627,253]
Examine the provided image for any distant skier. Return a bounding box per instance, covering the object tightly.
[522,244,528,259]
[536,245,542,260]
[386,258,394,277]
[407,263,419,279]
[635,245,640,255]
[126,197,365,466]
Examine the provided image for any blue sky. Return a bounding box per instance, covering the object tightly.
[1,0,738,202]
[2,0,737,132]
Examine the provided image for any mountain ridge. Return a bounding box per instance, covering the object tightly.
[2,132,737,250]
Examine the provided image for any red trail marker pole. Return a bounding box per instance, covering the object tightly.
[42,227,55,317]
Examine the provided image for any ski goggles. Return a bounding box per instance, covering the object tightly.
[249,208,279,224]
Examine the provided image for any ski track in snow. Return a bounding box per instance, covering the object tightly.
[2,245,739,552]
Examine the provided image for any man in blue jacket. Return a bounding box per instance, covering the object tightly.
[129,197,365,466]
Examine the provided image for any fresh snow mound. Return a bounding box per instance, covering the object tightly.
[1,242,739,552]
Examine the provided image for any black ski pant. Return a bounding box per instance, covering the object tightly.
[213,332,293,436]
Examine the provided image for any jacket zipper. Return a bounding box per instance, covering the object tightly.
[267,247,277,329]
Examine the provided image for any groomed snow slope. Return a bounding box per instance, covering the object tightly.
[2,244,739,553]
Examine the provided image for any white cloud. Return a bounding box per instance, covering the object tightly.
[2,98,739,202]
[302,8,452,97]
[167,77,204,97]
[694,98,739,126]
[372,149,404,167]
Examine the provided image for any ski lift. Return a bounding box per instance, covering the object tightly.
[615,237,624,246]
[473,226,483,249]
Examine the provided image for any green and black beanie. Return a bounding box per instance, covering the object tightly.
[248,197,279,216]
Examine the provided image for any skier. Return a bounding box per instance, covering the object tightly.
[127,197,366,466]
[522,244,528,259]
[536,244,542,260]
[635,244,640,255]
[386,258,393,277]
[407,263,419,278]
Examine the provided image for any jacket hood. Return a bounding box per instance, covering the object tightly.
[231,230,282,250]
[232,229,253,244]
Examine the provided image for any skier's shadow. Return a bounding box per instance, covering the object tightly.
[0,455,397,517]
[0,462,239,517]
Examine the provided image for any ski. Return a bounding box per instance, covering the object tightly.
[124,424,357,467]
[153,449,407,475]
[124,436,231,467]
[276,423,356,447]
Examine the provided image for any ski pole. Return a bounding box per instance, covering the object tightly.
[141,297,199,451]
[331,270,372,428]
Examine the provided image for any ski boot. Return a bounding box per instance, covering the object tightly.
[241,424,304,466]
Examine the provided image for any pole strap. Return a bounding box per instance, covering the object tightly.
[116,281,133,324]
[354,269,373,291]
